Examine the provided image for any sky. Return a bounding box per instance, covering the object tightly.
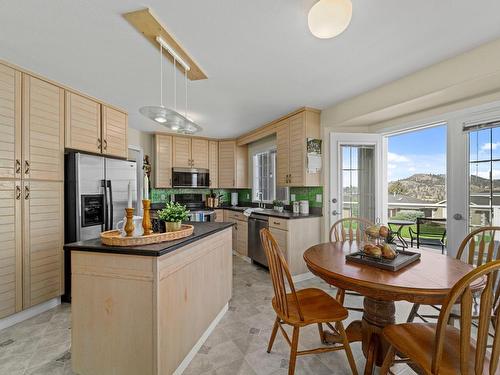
[388,125,446,181]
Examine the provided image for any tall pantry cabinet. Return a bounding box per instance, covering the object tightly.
[0,63,64,318]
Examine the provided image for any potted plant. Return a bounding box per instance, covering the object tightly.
[273,200,284,213]
[157,202,190,232]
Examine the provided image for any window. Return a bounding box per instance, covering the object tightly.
[253,150,276,202]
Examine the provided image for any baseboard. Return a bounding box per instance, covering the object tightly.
[173,303,228,375]
[292,272,315,283]
[0,297,61,331]
[232,250,251,263]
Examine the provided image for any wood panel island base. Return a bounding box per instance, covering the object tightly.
[64,223,233,375]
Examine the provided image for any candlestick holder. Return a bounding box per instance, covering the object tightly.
[124,208,135,237]
[142,199,153,236]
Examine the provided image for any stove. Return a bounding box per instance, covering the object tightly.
[172,193,215,222]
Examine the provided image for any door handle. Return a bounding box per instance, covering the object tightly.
[332,210,338,215]
[453,213,463,220]
[332,198,337,203]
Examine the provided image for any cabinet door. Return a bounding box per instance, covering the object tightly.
[276,120,290,187]
[102,106,128,158]
[0,64,21,179]
[236,220,248,257]
[0,180,22,318]
[270,227,288,259]
[23,75,64,181]
[218,141,235,188]
[154,135,172,188]
[208,141,218,188]
[191,138,209,169]
[288,113,305,186]
[65,91,101,154]
[172,136,192,168]
[23,180,63,308]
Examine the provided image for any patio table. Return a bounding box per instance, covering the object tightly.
[387,219,415,249]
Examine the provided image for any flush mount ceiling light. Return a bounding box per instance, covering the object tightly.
[308,0,352,39]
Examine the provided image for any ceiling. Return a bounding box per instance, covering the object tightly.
[2,0,500,138]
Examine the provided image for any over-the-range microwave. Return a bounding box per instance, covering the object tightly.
[171,168,210,188]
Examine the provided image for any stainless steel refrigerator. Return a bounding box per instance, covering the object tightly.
[63,152,138,301]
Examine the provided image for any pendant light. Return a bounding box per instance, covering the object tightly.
[139,43,169,124]
[140,36,202,134]
[308,0,352,39]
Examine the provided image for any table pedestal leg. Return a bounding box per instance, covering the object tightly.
[362,297,395,375]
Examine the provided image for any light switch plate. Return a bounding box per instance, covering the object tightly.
[316,194,322,203]
[290,194,296,201]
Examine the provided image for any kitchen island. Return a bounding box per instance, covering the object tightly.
[64,222,233,375]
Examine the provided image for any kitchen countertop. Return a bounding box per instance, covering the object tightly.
[64,222,234,257]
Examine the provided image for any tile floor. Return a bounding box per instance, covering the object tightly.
[0,256,421,375]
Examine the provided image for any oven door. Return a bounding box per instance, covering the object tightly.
[172,168,210,188]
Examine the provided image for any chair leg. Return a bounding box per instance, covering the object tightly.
[317,323,326,344]
[380,345,395,375]
[337,321,358,375]
[406,303,420,323]
[336,288,346,304]
[288,326,300,375]
[267,316,280,353]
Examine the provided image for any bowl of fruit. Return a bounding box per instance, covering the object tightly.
[361,225,398,260]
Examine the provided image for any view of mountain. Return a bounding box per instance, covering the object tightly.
[388,173,498,203]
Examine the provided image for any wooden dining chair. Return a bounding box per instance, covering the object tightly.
[260,228,358,375]
[407,226,500,326]
[330,217,374,312]
[380,260,500,375]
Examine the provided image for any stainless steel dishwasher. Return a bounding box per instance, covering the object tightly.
[248,213,269,267]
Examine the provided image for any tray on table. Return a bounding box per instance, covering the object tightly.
[346,249,421,271]
[100,224,194,247]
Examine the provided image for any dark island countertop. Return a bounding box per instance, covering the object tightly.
[64,222,234,257]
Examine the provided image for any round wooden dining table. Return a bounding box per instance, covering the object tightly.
[303,241,484,375]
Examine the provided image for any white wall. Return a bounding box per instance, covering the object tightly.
[128,127,153,158]
[320,37,500,241]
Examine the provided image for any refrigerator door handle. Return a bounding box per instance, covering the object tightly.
[101,179,109,231]
[107,180,114,230]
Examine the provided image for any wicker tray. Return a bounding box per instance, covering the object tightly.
[100,225,194,247]
[346,249,421,271]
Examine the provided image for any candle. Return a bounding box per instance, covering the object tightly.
[144,174,149,200]
[127,181,132,208]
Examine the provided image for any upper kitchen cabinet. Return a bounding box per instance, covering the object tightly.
[102,105,128,158]
[154,134,173,188]
[275,109,320,187]
[208,140,218,188]
[66,92,128,159]
[172,136,209,169]
[219,141,248,188]
[65,91,101,155]
[0,63,21,179]
[22,75,64,181]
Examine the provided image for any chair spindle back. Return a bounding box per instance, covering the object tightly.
[260,228,304,321]
[456,227,500,267]
[433,260,500,375]
[330,217,374,243]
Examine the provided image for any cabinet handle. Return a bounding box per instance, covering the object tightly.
[273,221,280,225]
[103,139,108,151]
[15,159,21,174]
[24,160,30,175]
[15,185,21,200]
[24,186,30,200]
[97,138,102,150]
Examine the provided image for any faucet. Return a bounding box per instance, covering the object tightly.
[257,192,265,208]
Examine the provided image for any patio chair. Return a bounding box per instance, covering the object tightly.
[409,217,446,254]
[407,226,500,343]
[381,260,500,375]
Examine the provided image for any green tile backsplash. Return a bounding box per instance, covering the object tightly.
[150,187,322,208]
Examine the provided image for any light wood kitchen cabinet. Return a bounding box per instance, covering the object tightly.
[22,180,63,308]
[208,141,218,188]
[218,141,248,188]
[275,109,321,187]
[224,210,248,257]
[191,138,209,169]
[0,64,21,180]
[65,91,101,154]
[172,136,209,169]
[102,106,128,158]
[0,180,22,319]
[23,75,64,181]
[154,134,173,188]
